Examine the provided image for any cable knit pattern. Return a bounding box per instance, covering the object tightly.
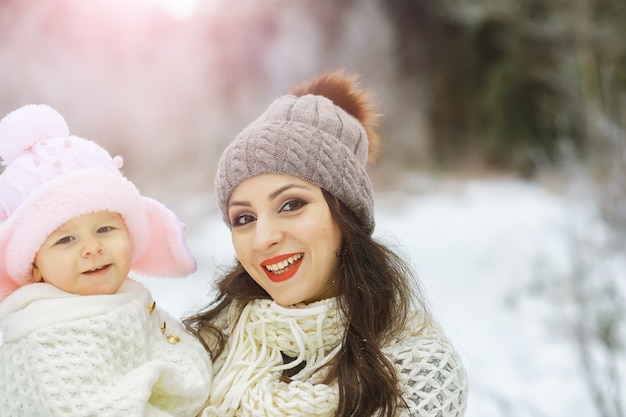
[201,298,467,417]
[0,279,212,416]
[215,94,376,233]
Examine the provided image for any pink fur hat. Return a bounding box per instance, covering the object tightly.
[0,104,196,301]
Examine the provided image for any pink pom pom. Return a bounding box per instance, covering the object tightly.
[0,104,70,164]
[113,155,124,169]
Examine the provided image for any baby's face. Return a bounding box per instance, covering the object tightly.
[32,211,132,296]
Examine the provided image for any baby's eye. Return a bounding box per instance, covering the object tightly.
[231,213,256,227]
[97,226,114,234]
[280,199,306,212]
[55,236,74,245]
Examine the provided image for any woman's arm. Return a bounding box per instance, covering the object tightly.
[385,313,468,417]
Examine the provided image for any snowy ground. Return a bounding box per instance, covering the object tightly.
[2,175,620,416]
[137,175,611,417]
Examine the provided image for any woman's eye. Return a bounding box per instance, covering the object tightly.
[232,213,256,227]
[97,226,114,234]
[280,199,306,212]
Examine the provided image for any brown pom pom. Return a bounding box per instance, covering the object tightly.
[290,70,381,163]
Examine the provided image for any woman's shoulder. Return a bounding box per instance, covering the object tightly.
[387,310,457,351]
[384,309,465,370]
[384,310,468,416]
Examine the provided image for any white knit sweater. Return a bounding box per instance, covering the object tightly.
[201,298,467,417]
[0,279,212,417]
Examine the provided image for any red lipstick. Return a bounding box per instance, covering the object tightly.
[261,253,304,283]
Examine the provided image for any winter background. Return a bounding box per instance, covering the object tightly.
[134,172,622,417]
[1,1,625,417]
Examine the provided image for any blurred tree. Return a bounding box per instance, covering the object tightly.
[380,0,626,174]
[378,0,476,168]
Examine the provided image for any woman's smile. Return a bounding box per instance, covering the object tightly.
[261,253,304,282]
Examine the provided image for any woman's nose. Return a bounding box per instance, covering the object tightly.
[252,217,283,251]
[81,238,104,257]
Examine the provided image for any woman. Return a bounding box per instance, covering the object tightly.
[185,71,468,416]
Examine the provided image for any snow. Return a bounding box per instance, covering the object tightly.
[143,175,615,417]
[349,177,595,417]
[1,175,618,416]
[136,175,605,417]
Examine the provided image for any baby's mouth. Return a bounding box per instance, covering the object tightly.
[83,264,111,275]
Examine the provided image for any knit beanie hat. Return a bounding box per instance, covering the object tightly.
[0,104,197,301]
[216,71,380,233]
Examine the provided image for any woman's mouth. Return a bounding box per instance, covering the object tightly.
[261,253,303,282]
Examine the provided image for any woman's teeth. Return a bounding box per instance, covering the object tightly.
[264,254,303,273]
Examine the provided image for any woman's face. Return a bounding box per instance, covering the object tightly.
[228,173,342,306]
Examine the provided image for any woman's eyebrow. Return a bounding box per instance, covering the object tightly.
[228,199,251,209]
[268,184,310,200]
[229,183,312,209]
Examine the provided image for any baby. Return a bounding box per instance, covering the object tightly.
[0,104,211,416]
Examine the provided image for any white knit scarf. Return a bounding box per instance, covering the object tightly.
[202,297,345,417]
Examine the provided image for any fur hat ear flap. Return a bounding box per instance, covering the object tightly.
[130,197,197,278]
[0,236,19,301]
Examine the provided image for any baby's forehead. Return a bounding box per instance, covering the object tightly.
[48,210,124,234]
